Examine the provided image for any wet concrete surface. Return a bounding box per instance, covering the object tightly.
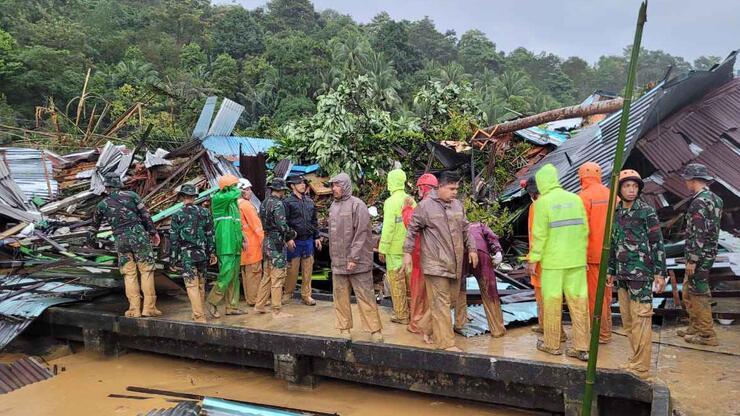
[150,295,637,369]
[0,350,545,416]
[9,293,740,415]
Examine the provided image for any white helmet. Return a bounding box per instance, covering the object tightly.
[236,178,252,190]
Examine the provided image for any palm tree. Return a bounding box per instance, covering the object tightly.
[330,35,371,77]
[493,71,532,101]
[363,52,401,111]
[112,60,160,87]
[435,62,469,85]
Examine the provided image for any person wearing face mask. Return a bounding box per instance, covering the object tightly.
[607,169,667,380]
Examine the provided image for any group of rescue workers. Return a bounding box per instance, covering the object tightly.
[92,158,723,381]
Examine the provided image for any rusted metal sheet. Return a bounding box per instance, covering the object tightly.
[637,76,740,199]
[0,356,53,394]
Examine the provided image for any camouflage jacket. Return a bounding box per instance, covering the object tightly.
[260,194,297,267]
[93,190,157,236]
[685,188,723,268]
[169,204,215,267]
[93,190,157,266]
[608,198,667,281]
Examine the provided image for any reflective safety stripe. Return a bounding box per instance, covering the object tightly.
[591,199,610,206]
[549,218,584,228]
[214,216,239,222]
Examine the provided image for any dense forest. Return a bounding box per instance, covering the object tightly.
[0,0,723,179]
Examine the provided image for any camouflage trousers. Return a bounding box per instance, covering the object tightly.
[114,226,155,267]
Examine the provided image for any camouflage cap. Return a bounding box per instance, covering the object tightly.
[104,174,122,188]
[267,178,289,191]
[681,163,713,181]
[178,184,199,196]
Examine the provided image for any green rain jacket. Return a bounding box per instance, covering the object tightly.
[211,186,243,256]
[379,169,415,257]
[530,164,589,270]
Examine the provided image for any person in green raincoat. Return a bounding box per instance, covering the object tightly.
[379,168,415,324]
[527,163,591,361]
[206,174,245,317]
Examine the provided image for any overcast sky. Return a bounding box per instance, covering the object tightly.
[218,0,738,64]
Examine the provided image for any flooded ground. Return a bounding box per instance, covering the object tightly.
[0,349,545,416]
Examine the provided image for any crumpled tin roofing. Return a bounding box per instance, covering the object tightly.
[501,82,662,201]
[0,147,58,203]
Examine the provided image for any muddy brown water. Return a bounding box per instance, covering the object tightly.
[0,350,544,416]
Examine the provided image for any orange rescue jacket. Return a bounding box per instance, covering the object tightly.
[578,176,610,264]
[238,198,264,265]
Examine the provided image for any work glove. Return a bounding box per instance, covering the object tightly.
[493,252,503,266]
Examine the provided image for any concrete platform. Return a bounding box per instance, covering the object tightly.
[30,294,672,415]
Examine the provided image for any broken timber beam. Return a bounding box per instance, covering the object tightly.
[142,148,206,202]
[474,97,624,139]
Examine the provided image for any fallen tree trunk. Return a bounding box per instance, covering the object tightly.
[475,97,624,138]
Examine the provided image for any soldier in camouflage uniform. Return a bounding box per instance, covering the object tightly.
[677,164,723,346]
[607,169,667,380]
[169,184,217,323]
[254,178,297,318]
[93,174,162,318]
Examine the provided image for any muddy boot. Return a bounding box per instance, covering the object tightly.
[370,331,384,343]
[139,262,162,317]
[531,325,544,334]
[688,295,718,345]
[566,348,589,362]
[339,330,352,340]
[207,302,221,318]
[186,278,207,323]
[685,334,719,346]
[536,339,562,356]
[125,296,142,318]
[121,258,142,317]
[677,326,698,337]
[225,308,247,316]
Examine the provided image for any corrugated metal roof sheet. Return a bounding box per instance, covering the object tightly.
[207,98,244,137]
[0,356,54,394]
[637,71,740,198]
[455,302,539,337]
[201,136,275,160]
[502,51,739,202]
[502,82,662,200]
[0,148,58,203]
[0,157,41,223]
[0,277,103,350]
[192,96,217,140]
[513,127,569,146]
[89,142,133,195]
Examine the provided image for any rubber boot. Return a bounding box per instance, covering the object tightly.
[300,256,316,305]
[685,295,718,346]
[186,277,207,323]
[139,262,162,317]
[121,259,142,317]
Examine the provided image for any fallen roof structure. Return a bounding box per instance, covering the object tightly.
[500,50,739,204]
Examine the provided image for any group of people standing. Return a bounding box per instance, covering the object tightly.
[92,159,722,379]
[523,161,723,379]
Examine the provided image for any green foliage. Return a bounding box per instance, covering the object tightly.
[272,75,421,181]
[0,0,712,150]
[464,198,515,238]
[413,80,483,140]
[209,6,264,59]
